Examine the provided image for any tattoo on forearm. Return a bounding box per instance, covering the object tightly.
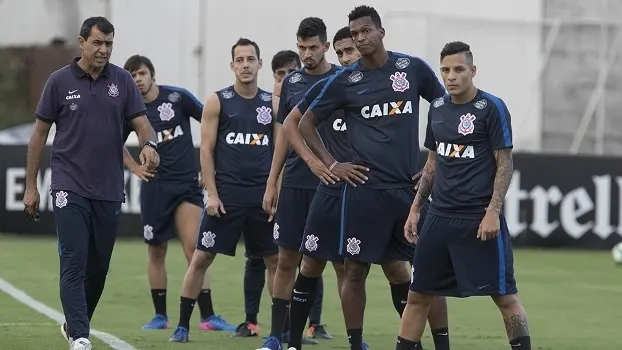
[503,314,530,340]
[489,149,514,213]
[414,162,435,208]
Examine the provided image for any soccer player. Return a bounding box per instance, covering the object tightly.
[396,41,531,350]
[298,6,451,350]
[23,17,159,350]
[168,38,279,343]
[258,17,341,350]
[235,50,302,338]
[121,55,235,332]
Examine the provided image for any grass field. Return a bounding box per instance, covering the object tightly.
[0,234,620,350]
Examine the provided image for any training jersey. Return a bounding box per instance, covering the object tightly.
[214,86,274,207]
[278,65,342,190]
[123,85,202,182]
[308,52,446,189]
[297,77,352,195]
[425,90,513,219]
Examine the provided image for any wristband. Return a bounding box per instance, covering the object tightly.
[329,161,338,171]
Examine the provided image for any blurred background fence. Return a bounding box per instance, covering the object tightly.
[0,0,620,248]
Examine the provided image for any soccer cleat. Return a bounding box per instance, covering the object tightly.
[256,336,283,350]
[60,322,72,344]
[307,324,333,339]
[70,337,92,350]
[169,326,189,343]
[262,331,319,345]
[199,315,237,331]
[362,341,370,349]
[142,314,169,330]
[233,321,260,337]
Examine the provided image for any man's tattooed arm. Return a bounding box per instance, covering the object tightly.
[412,152,436,211]
[503,313,530,340]
[488,148,514,214]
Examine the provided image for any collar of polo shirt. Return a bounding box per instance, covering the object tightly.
[70,57,110,78]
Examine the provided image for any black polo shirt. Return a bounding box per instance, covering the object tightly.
[35,58,147,201]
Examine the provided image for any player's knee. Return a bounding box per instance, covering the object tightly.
[381,260,411,284]
[407,290,434,305]
[332,262,345,280]
[344,260,370,283]
[262,254,279,272]
[189,250,215,270]
[299,256,326,277]
[148,243,167,264]
[277,248,300,273]
[491,293,521,311]
[246,256,267,271]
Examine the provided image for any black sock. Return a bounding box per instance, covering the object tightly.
[510,336,531,350]
[246,313,258,324]
[244,257,266,320]
[288,274,320,349]
[197,289,214,320]
[150,289,167,317]
[308,275,323,326]
[283,308,290,334]
[396,336,422,349]
[178,297,196,330]
[347,328,363,350]
[431,327,450,350]
[390,282,410,317]
[269,298,289,340]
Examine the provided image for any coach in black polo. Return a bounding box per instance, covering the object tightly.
[23,17,159,350]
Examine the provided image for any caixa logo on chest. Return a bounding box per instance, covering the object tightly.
[360,100,413,119]
[504,171,622,240]
[156,125,183,143]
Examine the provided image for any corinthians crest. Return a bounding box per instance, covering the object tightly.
[256,106,272,125]
[390,72,409,92]
[458,113,476,135]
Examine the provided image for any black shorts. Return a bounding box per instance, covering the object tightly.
[341,186,420,264]
[274,187,316,250]
[196,205,277,257]
[301,187,344,263]
[139,180,204,245]
[410,213,517,297]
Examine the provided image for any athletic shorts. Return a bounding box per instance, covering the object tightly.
[300,186,344,263]
[273,187,316,251]
[410,212,517,297]
[139,180,204,245]
[196,205,278,257]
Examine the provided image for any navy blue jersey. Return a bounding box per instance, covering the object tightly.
[123,85,202,181]
[215,86,274,206]
[308,52,446,189]
[297,78,352,192]
[36,58,146,201]
[278,65,342,189]
[425,90,513,219]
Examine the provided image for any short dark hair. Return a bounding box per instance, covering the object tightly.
[231,38,261,60]
[348,5,382,28]
[440,41,473,63]
[271,50,301,73]
[296,17,328,43]
[79,17,114,40]
[123,55,155,76]
[332,26,352,46]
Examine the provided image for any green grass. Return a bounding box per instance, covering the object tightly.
[0,234,620,349]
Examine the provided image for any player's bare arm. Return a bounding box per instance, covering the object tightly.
[23,119,52,214]
[477,148,513,241]
[130,115,160,170]
[282,106,336,185]
[299,110,368,186]
[123,146,155,182]
[263,121,287,220]
[200,92,226,217]
[412,151,437,212]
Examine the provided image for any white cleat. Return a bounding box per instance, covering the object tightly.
[288,348,298,350]
[60,322,73,344]
[70,337,92,350]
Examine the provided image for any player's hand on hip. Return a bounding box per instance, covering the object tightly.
[330,162,369,187]
[23,186,40,215]
[411,171,423,190]
[206,195,226,217]
[404,210,420,244]
[131,164,156,182]
[477,210,500,241]
[139,147,160,170]
[262,184,278,222]
[309,159,339,185]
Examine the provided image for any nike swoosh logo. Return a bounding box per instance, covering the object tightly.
[115,209,121,214]
[291,91,303,95]
[293,289,310,295]
[68,90,78,94]
[357,89,369,94]
[477,284,490,290]
[432,120,443,124]
[228,113,238,118]
[437,332,448,336]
